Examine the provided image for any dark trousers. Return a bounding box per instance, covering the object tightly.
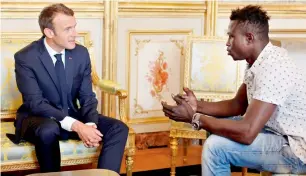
[22,115,128,173]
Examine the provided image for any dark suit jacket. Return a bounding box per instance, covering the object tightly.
[12,37,100,143]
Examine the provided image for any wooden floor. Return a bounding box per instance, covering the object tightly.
[120,145,203,173]
[119,145,260,176]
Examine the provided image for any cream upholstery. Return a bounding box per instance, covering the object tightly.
[1,122,101,168]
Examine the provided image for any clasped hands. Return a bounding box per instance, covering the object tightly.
[71,121,103,148]
[161,87,197,123]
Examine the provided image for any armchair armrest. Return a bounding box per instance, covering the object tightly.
[95,79,136,154]
[96,79,127,98]
[94,79,129,124]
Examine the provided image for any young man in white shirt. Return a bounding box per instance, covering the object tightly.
[162,5,306,175]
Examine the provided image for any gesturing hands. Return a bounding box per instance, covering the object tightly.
[179,87,198,112]
[161,93,195,123]
[71,121,103,148]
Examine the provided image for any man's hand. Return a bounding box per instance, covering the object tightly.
[180,87,198,112]
[161,96,195,123]
[71,121,103,148]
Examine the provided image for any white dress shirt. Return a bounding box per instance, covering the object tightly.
[244,42,306,164]
[43,38,94,131]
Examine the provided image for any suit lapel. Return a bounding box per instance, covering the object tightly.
[65,50,74,95]
[38,39,61,94]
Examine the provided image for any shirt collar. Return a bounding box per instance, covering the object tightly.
[43,37,65,57]
[248,42,273,74]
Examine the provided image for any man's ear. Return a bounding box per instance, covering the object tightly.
[43,28,55,38]
[245,33,254,44]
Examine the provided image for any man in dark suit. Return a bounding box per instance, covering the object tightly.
[12,3,128,173]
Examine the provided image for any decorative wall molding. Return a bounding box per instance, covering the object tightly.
[205,1,218,36]
[269,29,306,43]
[118,1,206,15]
[1,1,104,18]
[218,2,306,18]
[109,1,119,117]
[270,29,306,34]
[126,30,192,124]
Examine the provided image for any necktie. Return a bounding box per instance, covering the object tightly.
[54,54,68,114]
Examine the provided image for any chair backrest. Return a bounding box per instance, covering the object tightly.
[184,35,245,101]
[0,32,97,121]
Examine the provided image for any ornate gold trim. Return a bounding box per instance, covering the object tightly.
[102,0,111,116]
[170,129,207,139]
[170,137,178,176]
[125,128,135,176]
[269,29,306,41]
[1,32,91,46]
[184,35,241,100]
[109,0,119,118]
[126,30,193,124]
[1,1,104,18]
[133,98,149,115]
[1,157,98,172]
[128,117,169,125]
[270,29,306,34]
[118,1,206,17]
[119,1,206,13]
[170,39,185,56]
[119,12,206,17]
[218,2,306,18]
[205,0,218,36]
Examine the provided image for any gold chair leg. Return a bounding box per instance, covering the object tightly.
[183,139,189,163]
[170,137,178,176]
[242,167,248,176]
[92,158,98,168]
[126,147,135,176]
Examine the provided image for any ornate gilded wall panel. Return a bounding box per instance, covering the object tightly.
[115,1,212,133]
[127,30,192,125]
[116,12,204,132]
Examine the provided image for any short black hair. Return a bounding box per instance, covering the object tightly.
[230,5,270,40]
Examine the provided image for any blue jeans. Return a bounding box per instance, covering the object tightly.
[201,117,306,176]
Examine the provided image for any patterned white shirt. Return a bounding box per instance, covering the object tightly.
[243,42,306,164]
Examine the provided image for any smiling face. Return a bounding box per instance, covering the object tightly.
[44,13,77,52]
[226,20,252,61]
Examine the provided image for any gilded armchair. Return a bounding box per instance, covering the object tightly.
[169,36,246,176]
[0,32,135,176]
